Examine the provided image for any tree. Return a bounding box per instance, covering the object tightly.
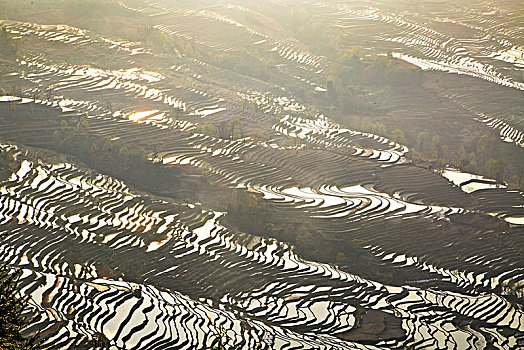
[0,264,38,350]
[372,123,386,137]
[517,166,524,188]
[194,124,218,138]
[390,129,407,144]
[416,132,430,154]
[484,159,500,179]
[210,325,231,350]
[29,91,39,115]
[475,134,489,155]
[496,159,505,183]
[326,78,337,101]
[468,152,478,173]
[251,133,268,143]
[44,88,54,102]
[431,135,442,158]
[241,99,248,118]
[229,119,242,140]
[295,225,317,253]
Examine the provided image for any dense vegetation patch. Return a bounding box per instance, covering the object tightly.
[53,119,180,195]
[0,264,38,350]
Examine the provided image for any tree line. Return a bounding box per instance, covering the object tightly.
[139,26,278,83]
[52,119,180,194]
[350,119,522,186]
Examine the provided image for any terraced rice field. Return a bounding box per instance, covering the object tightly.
[0,0,522,349]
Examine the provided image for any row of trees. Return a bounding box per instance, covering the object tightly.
[140,26,277,82]
[193,122,242,140]
[193,120,268,142]
[353,117,521,185]
[353,120,409,148]
[224,190,348,266]
[222,188,406,284]
[324,51,424,114]
[53,120,179,194]
[408,129,521,185]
